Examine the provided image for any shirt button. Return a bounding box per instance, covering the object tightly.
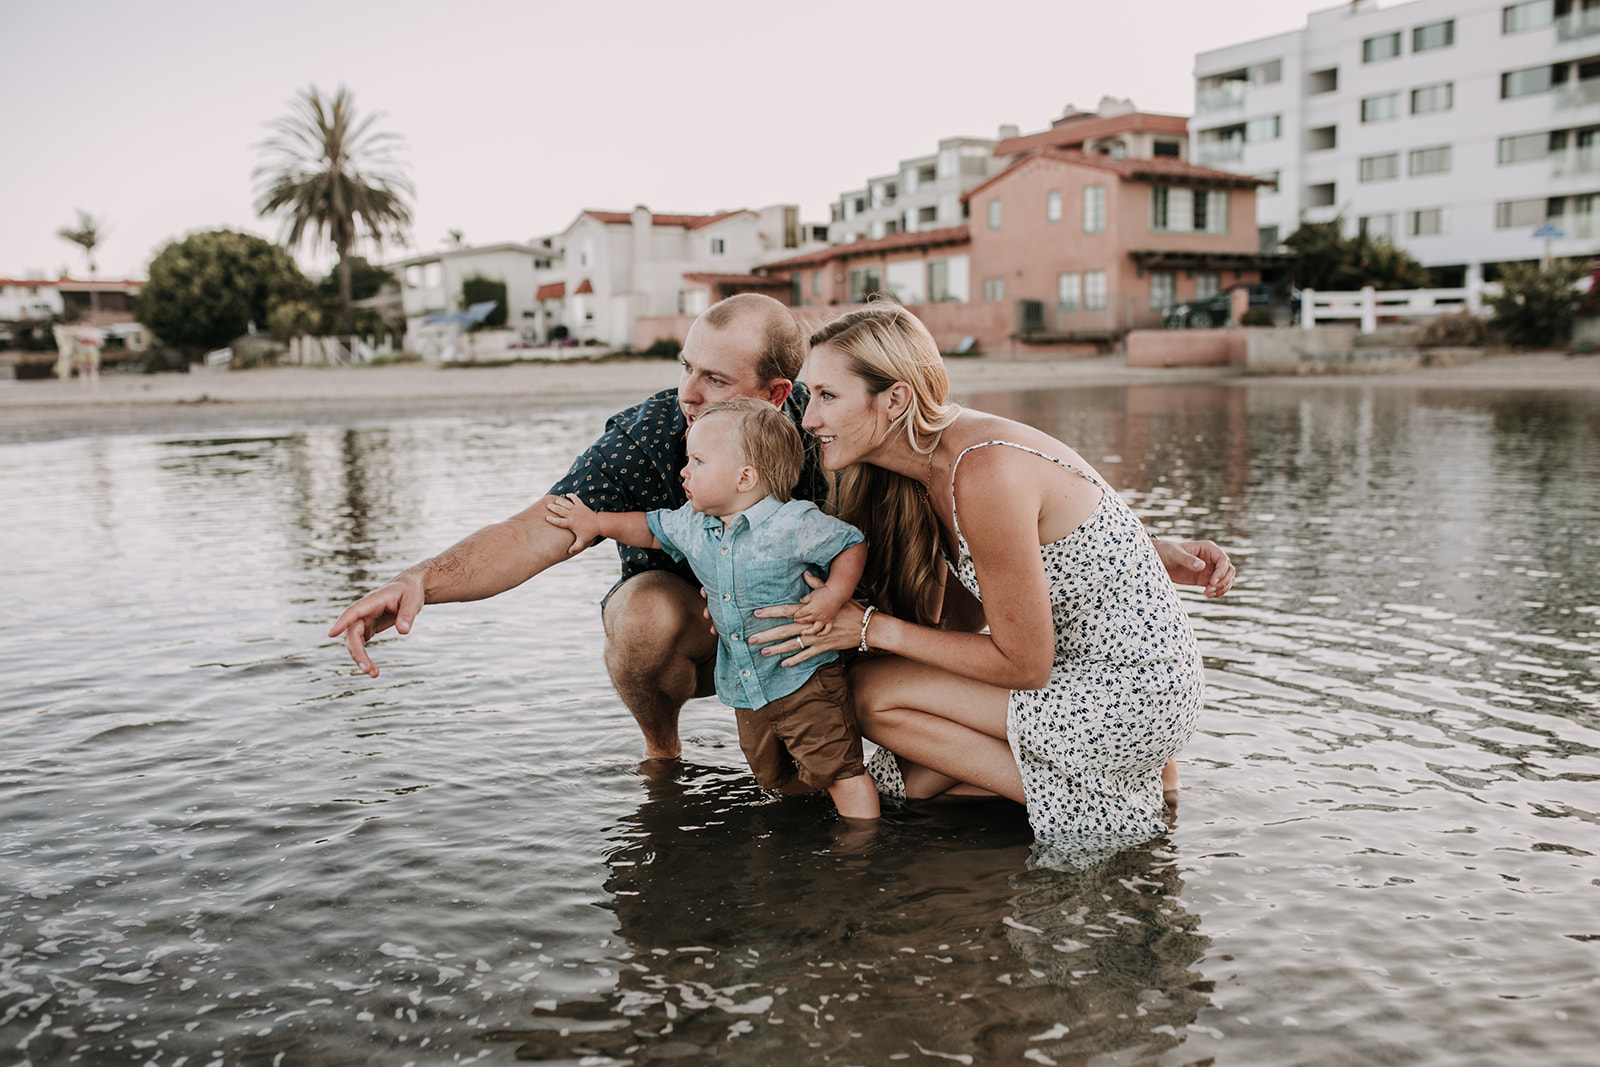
[722,593,730,600]
[720,546,728,554]
[731,633,740,641]
[741,670,749,677]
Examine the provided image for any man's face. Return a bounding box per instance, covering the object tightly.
[677,315,787,425]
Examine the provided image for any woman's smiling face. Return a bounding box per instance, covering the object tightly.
[801,344,890,471]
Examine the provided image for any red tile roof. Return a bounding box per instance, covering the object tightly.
[574,278,594,295]
[963,149,1268,202]
[761,225,970,270]
[0,276,143,290]
[994,111,1188,156]
[582,209,751,230]
[535,282,565,301]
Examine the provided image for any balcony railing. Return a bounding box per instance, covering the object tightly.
[1196,81,1248,114]
[1552,147,1600,176]
[1196,138,1245,166]
[1557,10,1600,40]
[1556,79,1600,108]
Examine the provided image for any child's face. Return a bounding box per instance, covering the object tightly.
[681,414,756,516]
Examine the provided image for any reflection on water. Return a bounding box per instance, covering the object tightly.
[2,379,1597,1065]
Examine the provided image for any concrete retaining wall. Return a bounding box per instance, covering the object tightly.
[1126,329,1246,368]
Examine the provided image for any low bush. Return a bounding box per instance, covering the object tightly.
[1418,309,1490,347]
[642,338,682,359]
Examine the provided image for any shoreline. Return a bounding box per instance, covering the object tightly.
[2,351,1595,444]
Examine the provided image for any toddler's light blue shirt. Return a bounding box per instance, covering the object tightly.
[647,495,864,710]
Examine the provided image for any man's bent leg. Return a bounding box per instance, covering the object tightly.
[602,571,717,759]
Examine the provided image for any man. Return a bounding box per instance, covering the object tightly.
[329,293,1235,760]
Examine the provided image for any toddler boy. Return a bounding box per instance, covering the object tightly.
[547,396,878,820]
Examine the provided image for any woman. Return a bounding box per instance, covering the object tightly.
[753,305,1232,852]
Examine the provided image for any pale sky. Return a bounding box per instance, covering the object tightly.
[3,0,1346,281]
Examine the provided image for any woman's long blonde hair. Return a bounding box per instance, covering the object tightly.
[808,304,960,627]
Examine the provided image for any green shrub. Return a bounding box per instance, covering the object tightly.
[1489,261,1585,348]
[642,337,682,359]
[1240,308,1275,327]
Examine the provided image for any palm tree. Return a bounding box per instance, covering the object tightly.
[58,209,106,323]
[253,85,413,340]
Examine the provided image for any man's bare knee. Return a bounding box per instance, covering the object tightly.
[604,573,712,672]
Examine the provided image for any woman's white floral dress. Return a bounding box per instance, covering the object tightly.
[947,441,1203,850]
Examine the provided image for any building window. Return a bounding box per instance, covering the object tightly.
[1409,208,1444,235]
[1046,189,1062,222]
[1149,272,1176,311]
[983,277,1006,301]
[1057,272,1081,312]
[1413,19,1455,52]
[1496,198,1548,227]
[1308,125,1338,151]
[1360,153,1401,182]
[988,199,1003,230]
[1503,1,1555,34]
[1309,67,1339,94]
[1502,64,1557,98]
[1360,214,1397,241]
[811,269,821,296]
[1153,140,1181,157]
[1409,144,1452,175]
[709,237,725,255]
[1306,182,1337,208]
[1151,186,1170,230]
[1195,272,1221,300]
[917,205,938,226]
[848,267,882,302]
[1245,114,1282,141]
[1083,185,1106,232]
[1151,187,1228,233]
[1361,93,1400,122]
[1363,31,1402,62]
[927,255,969,302]
[1498,131,1554,163]
[1083,271,1107,311]
[579,239,593,268]
[1255,170,1281,192]
[1258,224,1281,251]
[1411,82,1454,114]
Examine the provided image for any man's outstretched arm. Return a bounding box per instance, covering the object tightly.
[328,494,590,677]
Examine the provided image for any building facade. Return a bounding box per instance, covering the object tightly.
[828,133,1013,244]
[392,242,558,346]
[764,146,1270,355]
[1194,0,1600,284]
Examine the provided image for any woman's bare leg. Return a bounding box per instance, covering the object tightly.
[852,656,1025,803]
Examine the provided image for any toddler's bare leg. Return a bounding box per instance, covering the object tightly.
[828,773,881,821]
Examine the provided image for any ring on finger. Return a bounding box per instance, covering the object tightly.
[795,636,805,649]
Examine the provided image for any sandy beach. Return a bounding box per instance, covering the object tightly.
[2,351,1596,443]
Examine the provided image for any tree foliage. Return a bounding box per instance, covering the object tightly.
[460,275,508,329]
[1489,260,1585,348]
[1283,218,1429,291]
[253,85,412,338]
[135,229,313,355]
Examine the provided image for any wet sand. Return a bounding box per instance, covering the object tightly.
[2,351,1596,443]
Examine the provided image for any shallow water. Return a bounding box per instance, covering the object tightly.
[3,380,1598,1066]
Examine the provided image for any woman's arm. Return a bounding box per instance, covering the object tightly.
[757,448,1061,690]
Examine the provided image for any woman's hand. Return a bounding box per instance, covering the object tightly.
[1154,538,1236,598]
[751,572,865,667]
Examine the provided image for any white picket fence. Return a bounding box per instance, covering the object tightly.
[1300,283,1501,333]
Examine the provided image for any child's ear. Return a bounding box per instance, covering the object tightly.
[737,465,761,492]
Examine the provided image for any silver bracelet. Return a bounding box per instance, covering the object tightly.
[858,605,877,652]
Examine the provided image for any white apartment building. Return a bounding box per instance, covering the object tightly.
[1194,0,1600,285]
[829,133,1013,244]
[392,242,559,344]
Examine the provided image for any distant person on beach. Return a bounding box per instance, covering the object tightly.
[329,292,1233,766]
[747,304,1233,854]
[546,396,878,820]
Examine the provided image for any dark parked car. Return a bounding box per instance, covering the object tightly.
[1164,284,1298,328]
